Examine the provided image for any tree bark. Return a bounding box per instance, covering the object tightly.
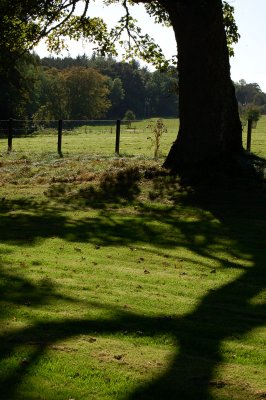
[159,0,242,171]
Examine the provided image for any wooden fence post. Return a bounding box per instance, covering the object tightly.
[8,118,13,152]
[115,120,121,155]
[247,118,252,152]
[58,119,63,157]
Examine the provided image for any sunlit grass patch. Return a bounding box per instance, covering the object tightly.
[0,153,265,399]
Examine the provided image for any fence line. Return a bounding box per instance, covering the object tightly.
[0,117,265,158]
[0,119,123,156]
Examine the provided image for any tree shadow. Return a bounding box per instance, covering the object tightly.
[0,166,265,399]
[46,164,141,209]
[124,170,265,399]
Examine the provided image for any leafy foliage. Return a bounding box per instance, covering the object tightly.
[235,80,266,117]
[39,55,179,120]
[123,109,136,127]
[147,118,167,159]
[240,104,261,124]
[222,1,240,57]
[62,67,111,119]
[33,65,111,120]
[0,0,240,69]
[0,1,114,57]
[0,52,40,119]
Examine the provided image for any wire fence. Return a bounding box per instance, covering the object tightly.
[0,119,119,137]
[0,119,179,158]
[0,117,265,159]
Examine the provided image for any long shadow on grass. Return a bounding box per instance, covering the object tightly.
[0,170,265,399]
[125,186,266,399]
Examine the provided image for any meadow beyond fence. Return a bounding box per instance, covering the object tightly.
[0,119,179,159]
[0,117,266,159]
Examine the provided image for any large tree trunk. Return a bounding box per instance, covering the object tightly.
[161,0,242,171]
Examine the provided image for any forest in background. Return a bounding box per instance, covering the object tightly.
[1,52,266,122]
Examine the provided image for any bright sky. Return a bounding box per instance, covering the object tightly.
[36,0,266,92]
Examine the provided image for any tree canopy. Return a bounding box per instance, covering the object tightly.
[0,0,239,69]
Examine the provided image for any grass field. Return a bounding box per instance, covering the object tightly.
[1,116,265,159]
[1,118,180,158]
[0,119,265,400]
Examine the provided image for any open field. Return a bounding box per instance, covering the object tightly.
[0,118,179,158]
[1,116,265,159]
[0,128,265,399]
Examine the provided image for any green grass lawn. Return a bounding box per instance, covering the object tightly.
[0,128,265,399]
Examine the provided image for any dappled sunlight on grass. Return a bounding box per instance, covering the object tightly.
[0,156,265,399]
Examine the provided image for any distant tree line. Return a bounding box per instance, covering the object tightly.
[1,52,266,122]
[0,53,179,121]
[234,79,266,122]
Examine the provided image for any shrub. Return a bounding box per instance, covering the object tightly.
[147,118,167,159]
[123,110,136,128]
